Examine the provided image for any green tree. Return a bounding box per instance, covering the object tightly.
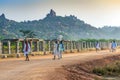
[19,30,36,38]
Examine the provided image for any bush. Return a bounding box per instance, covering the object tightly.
[93,61,120,76]
[93,67,107,76]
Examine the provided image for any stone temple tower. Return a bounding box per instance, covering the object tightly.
[47,9,56,17]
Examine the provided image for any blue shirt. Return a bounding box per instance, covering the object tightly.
[111,42,117,49]
[59,43,64,51]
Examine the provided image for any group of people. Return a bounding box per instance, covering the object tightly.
[95,40,117,52]
[53,40,64,60]
[23,39,117,61]
[23,39,64,61]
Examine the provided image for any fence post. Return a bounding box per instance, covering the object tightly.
[79,41,82,51]
[66,41,69,51]
[64,41,66,50]
[16,41,19,54]
[89,42,92,48]
[74,41,77,51]
[36,41,39,52]
[76,41,80,52]
[70,41,73,53]
[81,41,83,50]
[8,41,11,54]
[0,41,2,54]
[43,40,46,55]
[83,41,86,49]
[86,42,89,50]
[48,41,51,52]
[30,41,33,53]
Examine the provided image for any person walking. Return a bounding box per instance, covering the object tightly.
[53,40,59,60]
[23,39,31,61]
[96,41,100,52]
[59,41,64,59]
[111,40,117,52]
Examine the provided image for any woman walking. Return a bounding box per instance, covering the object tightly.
[23,39,31,61]
[59,41,64,59]
[96,41,100,52]
[53,40,60,60]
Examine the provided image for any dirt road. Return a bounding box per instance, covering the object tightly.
[0,50,120,80]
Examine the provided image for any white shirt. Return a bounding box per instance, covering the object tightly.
[23,42,31,53]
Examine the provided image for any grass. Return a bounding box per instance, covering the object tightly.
[93,61,120,77]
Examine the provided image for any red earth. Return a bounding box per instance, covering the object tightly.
[0,49,120,80]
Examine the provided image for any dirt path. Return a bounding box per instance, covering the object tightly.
[0,50,120,80]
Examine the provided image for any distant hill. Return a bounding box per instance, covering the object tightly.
[0,9,120,40]
[99,26,120,39]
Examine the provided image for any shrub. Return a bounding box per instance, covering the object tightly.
[93,61,120,76]
[93,67,107,76]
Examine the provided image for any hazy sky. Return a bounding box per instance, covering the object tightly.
[0,0,120,27]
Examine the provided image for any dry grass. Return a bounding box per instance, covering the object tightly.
[93,61,120,76]
[64,54,120,80]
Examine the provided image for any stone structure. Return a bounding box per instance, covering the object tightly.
[0,38,119,56]
[47,9,56,17]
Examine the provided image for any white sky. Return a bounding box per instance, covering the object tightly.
[0,0,120,28]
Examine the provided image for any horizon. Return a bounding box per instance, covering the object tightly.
[1,0,120,28]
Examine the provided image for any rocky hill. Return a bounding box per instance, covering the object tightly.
[0,9,120,40]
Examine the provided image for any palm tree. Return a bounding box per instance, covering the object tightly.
[19,30,36,38]
[27,31,37,38]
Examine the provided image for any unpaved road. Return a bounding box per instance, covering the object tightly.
[0,50,120,80]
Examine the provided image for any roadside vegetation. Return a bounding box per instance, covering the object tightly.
[93,61,120,79]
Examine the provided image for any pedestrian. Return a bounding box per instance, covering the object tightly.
[23,39,31,61]
[111,40,117,52]
[96,41,100,52]
[53,40,59,60]
[59,41,64,59]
